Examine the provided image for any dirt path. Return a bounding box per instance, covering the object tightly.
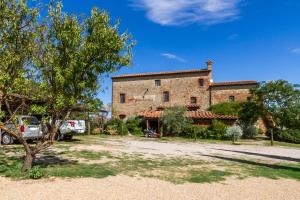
[1,176,299,200]
[70,138,300,163]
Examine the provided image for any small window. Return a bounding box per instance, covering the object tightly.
[119,114,126,119]
[120,93,126,103]
[229,96,235,102]
[199,79,204,87]
[163,91,170,102]
[191,97,197,104]
[155,80,161,86]
[247,97,252,101]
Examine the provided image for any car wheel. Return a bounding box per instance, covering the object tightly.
[63,135,73,140]
[1,133,12,145]
[55,132,62,141]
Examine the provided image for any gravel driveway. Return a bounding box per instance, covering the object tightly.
[72,137,300,163]
[1,176,300,200]
[1,137,300,200]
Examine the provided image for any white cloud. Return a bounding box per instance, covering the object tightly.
[161,53,186,62]
[291,48,300,55]
[131,0,242,26]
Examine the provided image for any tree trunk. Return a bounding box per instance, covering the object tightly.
[270,129,274,146]
[21,151,34,173]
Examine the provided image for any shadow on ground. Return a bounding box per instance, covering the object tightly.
[210,148,300,163]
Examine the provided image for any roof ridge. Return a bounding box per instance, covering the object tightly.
[112,68,210,78]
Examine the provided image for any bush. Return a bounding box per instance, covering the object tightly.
[225,125,243,144]
[242,125,258,139]
[274,129,300,144]
[104,118,128,136]
[211,120,228,139]
[209,102,242,116]
[126,116,143,136]
[161,106,192,135]
[183,125,211,140]
[28,166,45,179]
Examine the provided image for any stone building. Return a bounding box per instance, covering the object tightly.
[112,61,259,132]
[112,61,256,114]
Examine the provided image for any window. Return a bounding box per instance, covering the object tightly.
[199,79,204,87]
[119,114,126,119]
[120,93,126,103]
[155,80,161,86]
[191,97,197,104]
[229,96,235,102]
[247,97,252,101]
[163,91,170,102]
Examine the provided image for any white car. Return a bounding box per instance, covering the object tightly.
[0,115,43,145]
[57,120,86,140]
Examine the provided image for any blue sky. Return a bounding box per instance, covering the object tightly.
[43,0,300,105]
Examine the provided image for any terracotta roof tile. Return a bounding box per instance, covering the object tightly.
[112,69,211,79]
[211,80,258,87]
[138,110,237,120]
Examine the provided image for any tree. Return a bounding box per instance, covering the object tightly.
[0,1,134,172]
[252,80,300,145]
[0,0,40,172]
[252,80,300,130]
[161,106,192,135]
[225,125,243,144]
[238,101,263,138]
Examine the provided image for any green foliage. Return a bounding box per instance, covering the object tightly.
[28,166,45,179]
[183,124,212,140]
[225,125,243,143]
[253,80,300,130]
[242,126,258,139]
[209,102,242,116]
[126,116,143,136]
[0,0,39,120]
[274,129,300,144]
[238,102,262,127]
[0,0,134,173]
[35,2,135,113]
[105,118,128,136]
[211,120,228,139]
[161,106,192,135]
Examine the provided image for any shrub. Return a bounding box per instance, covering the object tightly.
[161,106,192,135]
[28,166,45,179]
[242,125,258,139]
[183,125,210,140]
[209,102,242,116]
[105,118,128,135]
[211,120,228,139]
[225,125,243,144]
[105,126,118,135]
[126,116,143,136]
[274,129,300,144]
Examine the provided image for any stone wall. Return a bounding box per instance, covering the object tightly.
[210,85,253,105]
[112,71,211,117]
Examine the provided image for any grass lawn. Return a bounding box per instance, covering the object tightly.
[1,135,300,183]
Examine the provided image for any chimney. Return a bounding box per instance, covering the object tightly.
[206,60,213,71]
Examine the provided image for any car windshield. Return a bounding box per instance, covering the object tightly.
[22,117,40,125]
